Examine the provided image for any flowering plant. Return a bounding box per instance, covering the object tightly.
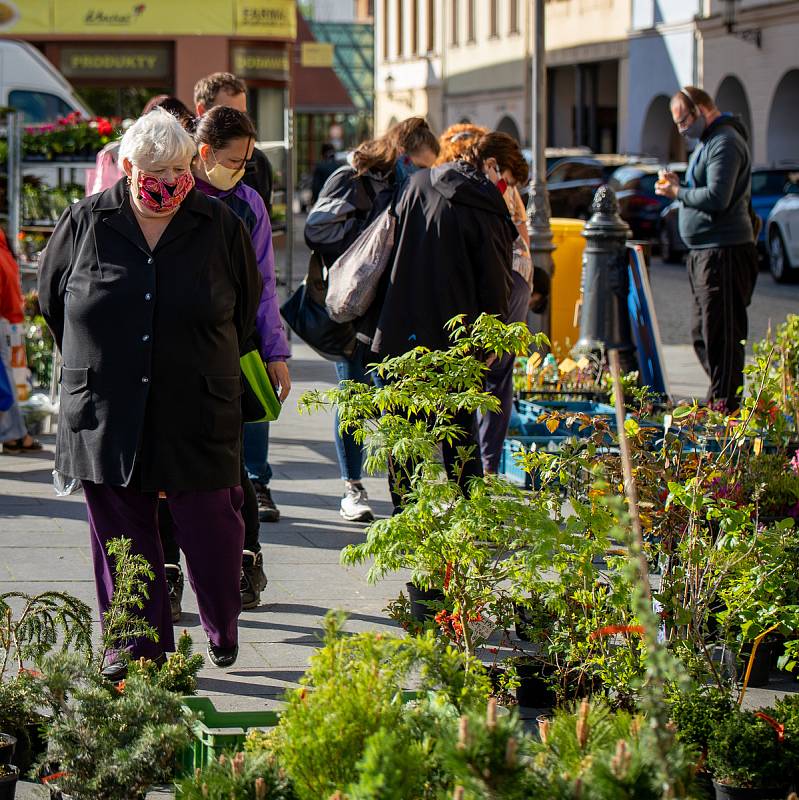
[22,112,119,160]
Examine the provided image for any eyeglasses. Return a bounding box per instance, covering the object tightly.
[674,109,696,129]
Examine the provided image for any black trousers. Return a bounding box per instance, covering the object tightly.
[686,243,758,411]
[159,458,260,565]
[388,408,483,512]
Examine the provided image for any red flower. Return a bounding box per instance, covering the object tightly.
[97,119,113,136]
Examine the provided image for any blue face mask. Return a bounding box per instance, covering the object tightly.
[395,154,421,184]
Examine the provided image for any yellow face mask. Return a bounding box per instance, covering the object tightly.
[204,150,245,191]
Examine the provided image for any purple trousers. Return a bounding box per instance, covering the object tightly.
[83,481,245,660]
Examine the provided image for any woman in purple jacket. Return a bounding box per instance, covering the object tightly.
[159,106,291,617]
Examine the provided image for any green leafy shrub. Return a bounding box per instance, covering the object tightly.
[36,654,191,800]
[126,630,204,695]
[529,699,697,800]
[173,750,296,799]
[269,612,489,800]
[666,684,734,752]
[706,708,787,789]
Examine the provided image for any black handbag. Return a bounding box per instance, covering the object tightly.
[280,251,357,362]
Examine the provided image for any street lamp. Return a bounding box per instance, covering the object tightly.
[720,0,762,48]
[526,0,555,341]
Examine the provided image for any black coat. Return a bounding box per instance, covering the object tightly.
[38,179,261,491]
[371,162,516,358]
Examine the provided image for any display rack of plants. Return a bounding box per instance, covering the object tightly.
[0,764,18,800]
[178,696,280,777]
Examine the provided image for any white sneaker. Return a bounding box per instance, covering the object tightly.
[340,484,375,522]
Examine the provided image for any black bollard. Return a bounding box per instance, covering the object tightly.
[576,185,638,375]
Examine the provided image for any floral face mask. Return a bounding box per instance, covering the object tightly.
[135,170,194,214]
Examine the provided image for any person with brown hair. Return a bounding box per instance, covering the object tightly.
[370,131,528,507]
[192,71,281,525]
[304,116,439,523]
[656,85,757,411]
[436,123,535,473]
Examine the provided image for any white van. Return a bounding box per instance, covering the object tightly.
[0,39,91,122]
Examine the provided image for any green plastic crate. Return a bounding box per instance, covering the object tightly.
[178,696,280,776]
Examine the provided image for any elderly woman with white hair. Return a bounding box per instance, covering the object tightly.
[38,107,261,677]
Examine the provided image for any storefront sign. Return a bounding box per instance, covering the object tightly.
[60,46,171,79]
[235,0,296,38]
[231,45,290,81]
[3,0,296,37]
[300,42,334,68]
[54,0,231,34]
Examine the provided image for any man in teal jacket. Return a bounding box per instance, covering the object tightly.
[657,86,758,411]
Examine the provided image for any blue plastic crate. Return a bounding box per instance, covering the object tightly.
[499,435,570,489]
[515,400,618,440]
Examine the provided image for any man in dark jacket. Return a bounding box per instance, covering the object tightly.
[657,86,758,411]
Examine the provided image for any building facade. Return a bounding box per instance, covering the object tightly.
[375,0,629,151]
[375,0,799,167]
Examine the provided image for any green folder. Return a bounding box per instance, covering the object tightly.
[240,350,281,422]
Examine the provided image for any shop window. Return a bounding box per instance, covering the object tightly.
[411,0,419,54]
[383,0,390,59]
[467,0,475,43]
[397,0,404,57]
[8,90,74,124]
[489,0,498,38]
[510,0,519,34]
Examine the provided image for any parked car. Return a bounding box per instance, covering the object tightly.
[546,155,638,220]
[765,174,799,282]
[658,167,799,265]
[608,163,686,241]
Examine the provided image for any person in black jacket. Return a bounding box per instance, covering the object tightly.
[656,86,758,411]
[38,108,261,676]
[305,117,439,523]
[371,131,527,508]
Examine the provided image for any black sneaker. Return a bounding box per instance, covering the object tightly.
[165,563,184,622]
[252,482,280,522]
[207,642,238,668]
[241,550,268,610]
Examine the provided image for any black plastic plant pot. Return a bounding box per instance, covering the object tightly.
[739,639,778,689]
[406,582,445,622]
[693,770,715,800]
[0,765,18,800]
[11,720,47,776]
[515,662,556,708]
[0,736,15,767]
[712,780,789,800]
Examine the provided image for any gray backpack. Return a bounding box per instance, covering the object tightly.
[325,205,396,323]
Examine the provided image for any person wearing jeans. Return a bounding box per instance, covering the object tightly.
[304,118,440,521]
[334,347,374,521]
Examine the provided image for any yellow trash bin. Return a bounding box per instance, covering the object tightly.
[548,218,586,357]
